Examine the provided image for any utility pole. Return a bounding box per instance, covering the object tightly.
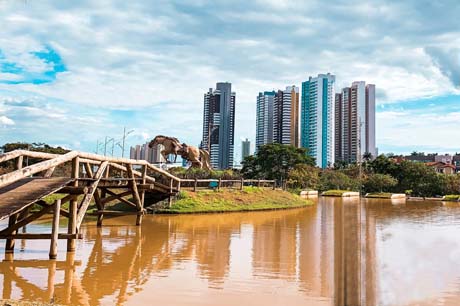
[104,137,114,156]
[121,127,134,158]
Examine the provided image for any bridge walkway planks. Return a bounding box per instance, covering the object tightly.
[0,177,73,221]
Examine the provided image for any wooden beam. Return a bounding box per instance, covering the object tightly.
[5,214,18,253]
[2,260,82,269]
[0,151,79,189]
[16,156,23,170]
[0,233,82,240]
[138,165,147,225]
[126,165,142,210]
[49,199,61,259]
[75,161,108,229]
[44,166,55,178]
[84,162,104,227]
[104,189,137,208]
[56,186,88,194]
[93,210,145,216]
[100,190,133,205]
[0,201,54,236]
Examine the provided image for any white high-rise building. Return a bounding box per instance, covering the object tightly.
[335,82,376,163]
[256,91,275,150]
[201,82,236,169]
[301,73,336,168]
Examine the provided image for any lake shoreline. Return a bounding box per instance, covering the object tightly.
[154,187,313,214]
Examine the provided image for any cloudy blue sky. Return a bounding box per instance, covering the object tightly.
[1,0,459,159]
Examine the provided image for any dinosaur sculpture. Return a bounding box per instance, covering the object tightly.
[148,135,212,170]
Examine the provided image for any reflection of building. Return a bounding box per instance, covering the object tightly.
[129,142,165,163]
[241,138,251,161]
[202,82,236,169]
[335,81,376,163]
[298,199,334,297]
[252,214,298,279]
[301,73,335,168]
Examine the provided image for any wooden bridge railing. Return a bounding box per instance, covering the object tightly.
[0,149,182,259]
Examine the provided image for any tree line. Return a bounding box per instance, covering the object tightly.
[241,144,460,197]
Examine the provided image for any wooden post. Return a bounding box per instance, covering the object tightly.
[168,178,173,208]
[257,179,261,187]
[137,165,147,226]
[5,214,18,254]
[273,180,276,190]
[218,178,221,190]
[194,178,198,192]
[67,157,79,252]
[16,155,23,170]
[49,199,61,259]
[240,178,244,190]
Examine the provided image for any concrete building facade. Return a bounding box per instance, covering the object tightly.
[202,82,236,169]
[335,82,376,163]
[256,91,275,150]
[301,73,336,168]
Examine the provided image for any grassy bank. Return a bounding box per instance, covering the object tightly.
[366,192,394,199]
[156,187,312,214]
[321,190,354,197]
[443,195,460,201]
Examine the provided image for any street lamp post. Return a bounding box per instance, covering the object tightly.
[121,127,134,158]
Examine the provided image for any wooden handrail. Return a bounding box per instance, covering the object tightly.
[0,150,180,182]
[0,151,79,188]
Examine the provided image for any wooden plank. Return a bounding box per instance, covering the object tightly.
[75,161,108,228]
[0,177,73,221]
[0,151,78,189]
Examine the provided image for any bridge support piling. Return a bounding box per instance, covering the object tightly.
[67,157,79,252]
[49,199,61,259]
[137,165,147,226]
[5,213,18,254]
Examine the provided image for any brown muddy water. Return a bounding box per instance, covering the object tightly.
[1,197,460,306]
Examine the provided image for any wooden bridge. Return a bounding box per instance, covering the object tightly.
[0,149,277,261]
[0,149,181,259]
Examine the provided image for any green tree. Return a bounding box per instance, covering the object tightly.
[363,173,398,193]
[241,144,315,181]
[287,164,319,189]
[319,170,360,191]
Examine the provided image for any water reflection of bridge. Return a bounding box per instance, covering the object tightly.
[0,200,384,305]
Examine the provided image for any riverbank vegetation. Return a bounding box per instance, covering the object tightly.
[444,195,460,201]
[321,190,350,197]
[156,187,312,214]
[241,144,460,198]
[365,193,394,199]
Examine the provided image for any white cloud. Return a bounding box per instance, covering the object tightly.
[0,115,15,125]
[1,0,460,154]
